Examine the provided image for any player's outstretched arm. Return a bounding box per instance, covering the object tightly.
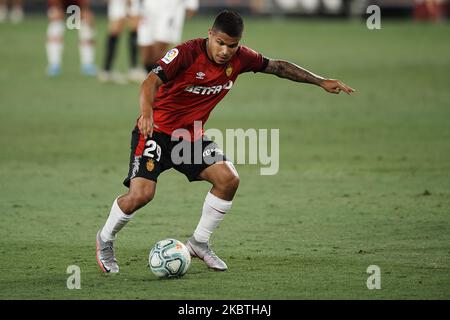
[263,59,355,95]
[139,72,163,137]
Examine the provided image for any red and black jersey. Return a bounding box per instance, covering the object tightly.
[152,38,268,141]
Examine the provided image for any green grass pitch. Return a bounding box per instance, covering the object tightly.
[0,15,449,300]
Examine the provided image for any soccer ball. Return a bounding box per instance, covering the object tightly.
[148,238,191,278]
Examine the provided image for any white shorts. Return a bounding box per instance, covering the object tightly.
[138,0,186,46]
[108,0,141,21]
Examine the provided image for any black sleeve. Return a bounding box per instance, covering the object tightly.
[259,57,270,73]
[150,65,168,83]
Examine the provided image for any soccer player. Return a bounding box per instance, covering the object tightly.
[138,0,199,73]
[413,0,446,22]
[0,0,24,23]
[46,0,97,76]
[98,0,146,84]
[96,10,355,273]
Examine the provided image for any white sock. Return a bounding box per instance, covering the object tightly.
[100,197,134,242]
[46,21,65,66]
[79,22,95,66]
[193,192,232,243]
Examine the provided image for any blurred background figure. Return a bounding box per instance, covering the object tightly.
[46,0,97,77]
[414,0,446,22]
[138,0,199,73]
[98,0,146,84]
[0,0,24,23]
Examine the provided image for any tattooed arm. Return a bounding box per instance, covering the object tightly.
[263,59,355,95]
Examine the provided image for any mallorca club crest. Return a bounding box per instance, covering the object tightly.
[226,64,233,77]
[146,159,155,172]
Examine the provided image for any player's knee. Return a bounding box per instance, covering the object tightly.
[108,20,123,35]
[228,174,240,193]
[218,173,240,194]
[129,188,154,209]
[48,7,64,21]
[135,190,154,206]
[80,10,94,25]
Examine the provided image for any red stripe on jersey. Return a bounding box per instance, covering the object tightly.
[135,133,146,156]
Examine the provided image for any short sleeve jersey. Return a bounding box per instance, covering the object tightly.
[151,38,268,140]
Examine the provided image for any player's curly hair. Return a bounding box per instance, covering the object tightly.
[212,10,244,38]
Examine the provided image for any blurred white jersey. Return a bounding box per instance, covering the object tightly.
[108,0,141,20]
[138,0,199,46]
